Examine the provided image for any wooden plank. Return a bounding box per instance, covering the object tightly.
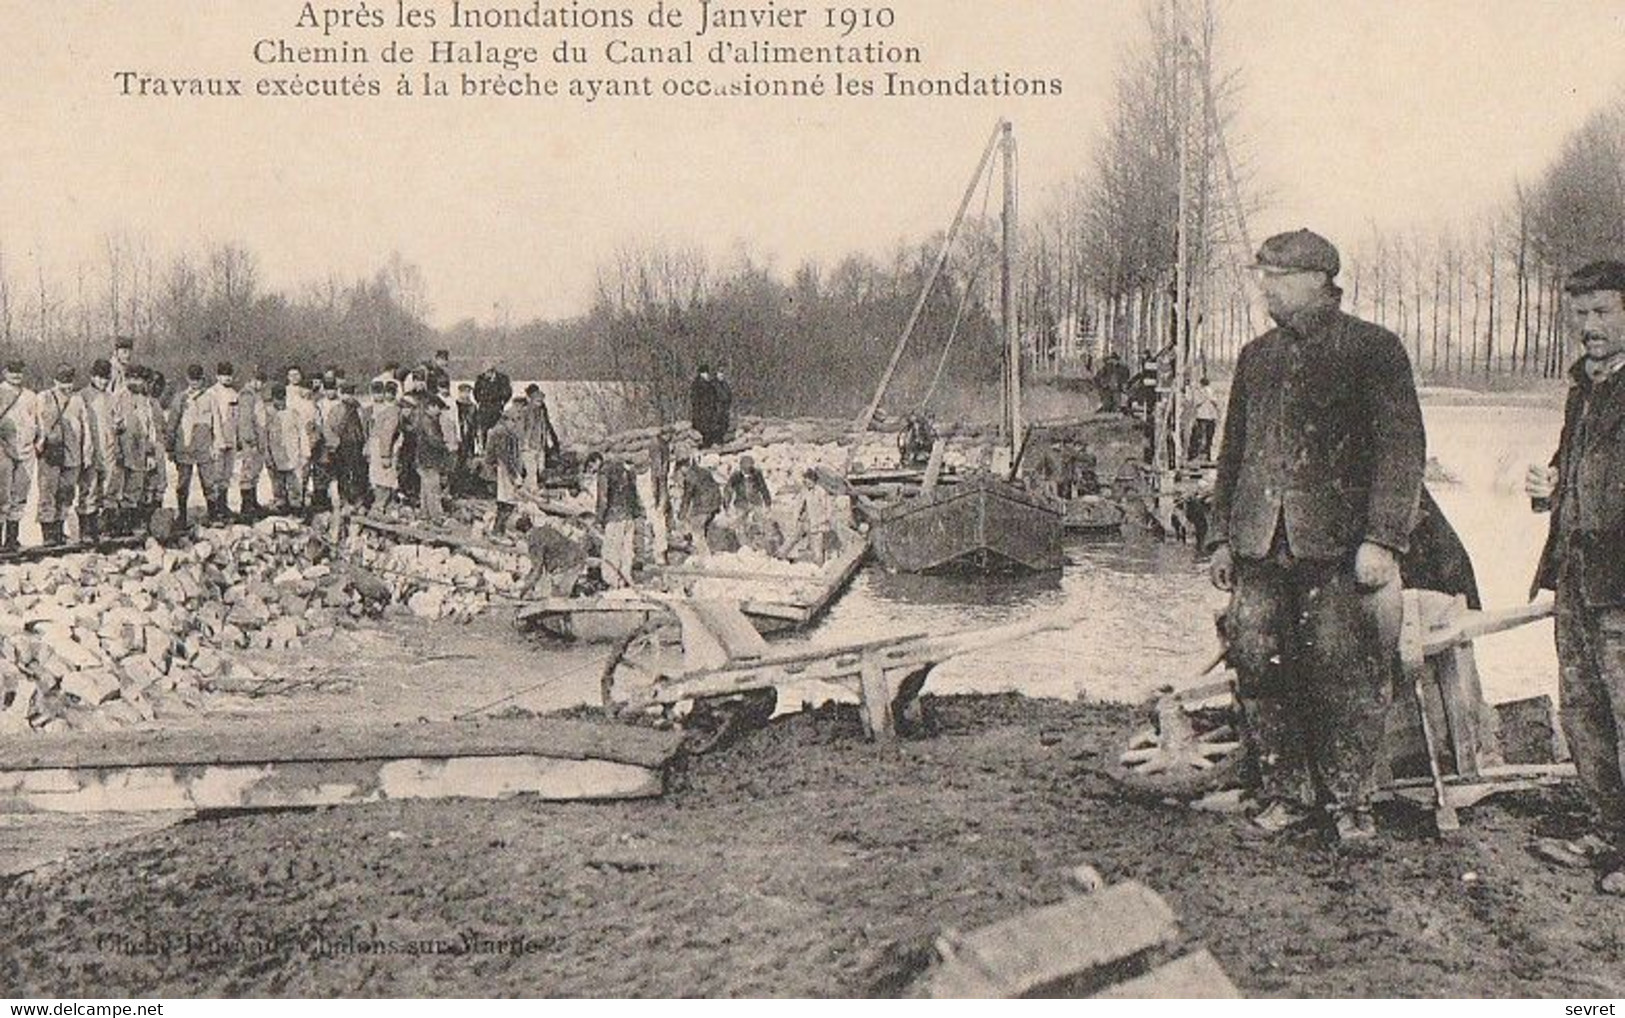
[1419,598,1555,656]
[0,535,147,565]
[667,602,733,672]
[921,439,947,496]
[1434,643,1486,778]
[354,517,512,563]
[1095,950,1239,999]
[926,882,1179,998]
[516,596,667,620]
[688,600,770,660]
[0,755,664,813]
[0,715,684,772]
[654,614,1074,704]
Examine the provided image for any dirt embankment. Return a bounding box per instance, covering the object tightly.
[0,695,1621,998]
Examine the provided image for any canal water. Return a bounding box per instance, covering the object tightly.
[814,399,1567,707]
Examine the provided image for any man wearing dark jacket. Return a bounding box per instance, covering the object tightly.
[1207,229,1426,843]
[690,365,732,449]
[472,363,512,451]
[1528,260,1625,895]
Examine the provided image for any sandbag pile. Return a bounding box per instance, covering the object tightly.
[0,518,381,735]
[592,422,705,471]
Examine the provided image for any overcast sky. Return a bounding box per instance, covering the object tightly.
[2,0,1622,327]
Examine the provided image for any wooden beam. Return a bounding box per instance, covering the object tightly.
[0,755,665,813]
[0,715,683,772]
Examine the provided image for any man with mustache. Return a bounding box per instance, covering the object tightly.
[1529,259,1625,895]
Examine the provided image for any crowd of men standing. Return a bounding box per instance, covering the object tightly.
[0,343,562,550]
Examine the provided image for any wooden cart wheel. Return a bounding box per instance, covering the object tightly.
[682,688,779,755]
[1102,695,1246,801]
[600,617,685,714]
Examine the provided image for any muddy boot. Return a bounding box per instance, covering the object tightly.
[240,488,261,523]
[176,495,190,528]
[41,520,63,547]
[1333,807,1378,847]
[80,511,100,545]
[1246,800,1313,836]
[0,521,15,552]
[494,501,514,536]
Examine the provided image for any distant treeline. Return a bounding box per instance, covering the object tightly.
[0,230,1006,423]
[1014,1,1625,383]
[0,241,433,387]
[1334,97,1625,381]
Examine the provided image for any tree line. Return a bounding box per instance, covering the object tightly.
[0,239,433,387]
[1338,99,1625,382]
[1013,0,1625,384]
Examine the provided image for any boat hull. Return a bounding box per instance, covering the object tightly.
[870,477,1063,574]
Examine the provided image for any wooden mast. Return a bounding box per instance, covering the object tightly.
[1001,121,1022,451]
[857,120,1006,433]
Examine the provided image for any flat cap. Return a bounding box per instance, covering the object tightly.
[1565,260,1625,296]
[1254,229,1340,276]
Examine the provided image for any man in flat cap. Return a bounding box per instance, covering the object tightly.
[1208,229,1426,844]
[1528,260,1625,894]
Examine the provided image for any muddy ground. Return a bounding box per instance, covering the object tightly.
[0,693,1621,998]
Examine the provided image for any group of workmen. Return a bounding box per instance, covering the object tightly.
[1206,228,1625,893]
[0,342,564,550]
[1095,351,1222,464]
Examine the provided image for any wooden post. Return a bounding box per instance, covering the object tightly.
[859,653,896,745]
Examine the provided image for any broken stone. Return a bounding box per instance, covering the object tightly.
[119,656,164,691]
[61,668,120,706]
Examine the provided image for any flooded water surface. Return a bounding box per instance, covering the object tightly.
[813,399,1567,706]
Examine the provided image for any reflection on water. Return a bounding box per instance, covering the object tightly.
[813,400,1566,705]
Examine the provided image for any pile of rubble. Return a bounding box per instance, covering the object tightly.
[344,526,531,623]
[592,416,996,485]
[0,515,540,734]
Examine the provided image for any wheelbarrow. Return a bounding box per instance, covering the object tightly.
[601,596,1078,753]
[1105,591,1569,833]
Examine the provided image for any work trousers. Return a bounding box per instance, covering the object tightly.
[271,469,304,512]
[0,456,29,522]
[419,466,444,522]
[1556,568,1625,836]
[1189,419,1217,462]
[522,449,545,492]
[371,485,396,511]
[112,464,150,510]
[238,448,264,500]
[175,459,226,507]
[602,518,636,588]
[75,462,111,515]
[1226,540,1399,814]
[35,462,81,524]
[146,457,167,507]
